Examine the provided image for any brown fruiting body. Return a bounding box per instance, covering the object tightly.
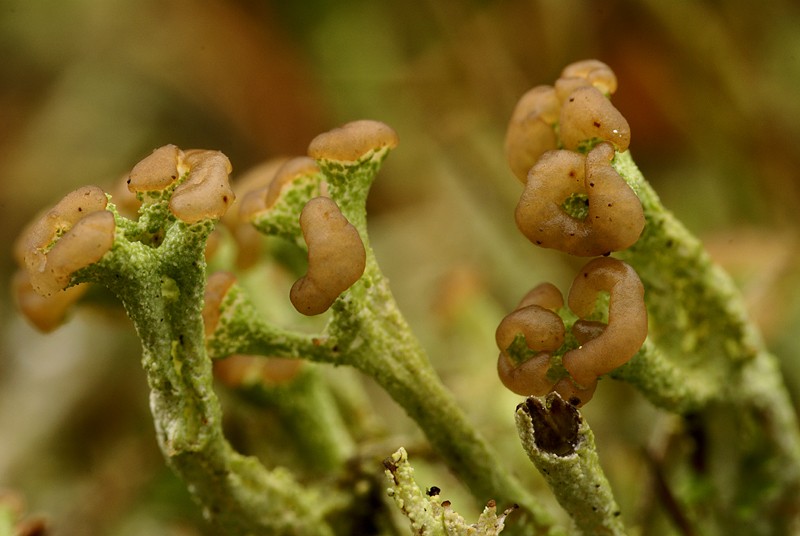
[264,157,321,209]
[498,352,554,398]
[583,142,645,249]
[19,186,115,296]
[496,305,565,397]
[224,158,289,269]
[226,158,288,225]
[559,86,630,152]
[516,282,565,311]
[505,85,560,182]
[515,143,644,256]
[308,120,398,162]
[43,211,116,293]
[290,197,366,316]
[495,260,646,406]
[551,375,598,408]
[557,59,618,96]
[496,306,566,356]
[515,150,590,253]
[12,270,88,332]
[169,150,234,224]
[499,60,646,406]
[561,257,648,388]
[127,144,184,193]
[238,157,321,230]
[496,283,569,397]
[505,60,627,185]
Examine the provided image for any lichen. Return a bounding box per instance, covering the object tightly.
[384,447,517,536]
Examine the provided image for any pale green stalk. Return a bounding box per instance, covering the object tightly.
[515,394,625,536]
[212,145,557,531]
[75,202,336,535]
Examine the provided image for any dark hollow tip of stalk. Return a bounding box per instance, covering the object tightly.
[382,457,399,484]
[524,393,581,456]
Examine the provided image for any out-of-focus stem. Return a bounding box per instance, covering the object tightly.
[233,366,356,472]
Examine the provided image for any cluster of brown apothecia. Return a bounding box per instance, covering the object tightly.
[227,155,368,316]
[497,60,648,406]
[12,146,235,331]
[228,120,398,315]
[12,120,397,334]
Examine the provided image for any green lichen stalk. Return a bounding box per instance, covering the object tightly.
[612,150,762,398]
[515,394,625,536]
[70,169,336,534]
[611,150,800,528]
[501,59,800,533]
[211,127,556,530]
[14,56,800,534]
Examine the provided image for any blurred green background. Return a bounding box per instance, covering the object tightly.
[1,1,799,534]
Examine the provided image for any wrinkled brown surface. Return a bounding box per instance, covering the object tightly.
[559,59,618,96]
[19,186,114,296]
[562,257,647,387]
[497,258,645,406]
[308,120,398,162]
[127,145,183,193]
[290,197,366,315]
[559,86,630,152]
[505,85,560,182]
[496,287,565,397]
[169,150,234,224]
[515,143,644,256]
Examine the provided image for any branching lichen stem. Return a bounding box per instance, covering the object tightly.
[79,216,336,536]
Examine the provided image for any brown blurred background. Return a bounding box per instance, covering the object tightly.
[1,1,799,534]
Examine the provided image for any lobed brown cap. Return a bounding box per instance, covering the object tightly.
[557,59,618,97]
[290,197,366,315]
[561,257,647,387]
[308,120,398,162]
[559,86,630,152]
[515,144,644,256]
[127,144,184,193]
[505,86,560,183]
[169,150,234,224]
[19,186,115,296]
[495,285,566,397]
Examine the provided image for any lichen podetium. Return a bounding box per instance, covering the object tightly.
[12,59,800,535]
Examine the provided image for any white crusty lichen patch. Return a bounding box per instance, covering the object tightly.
[384,447,516,536]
